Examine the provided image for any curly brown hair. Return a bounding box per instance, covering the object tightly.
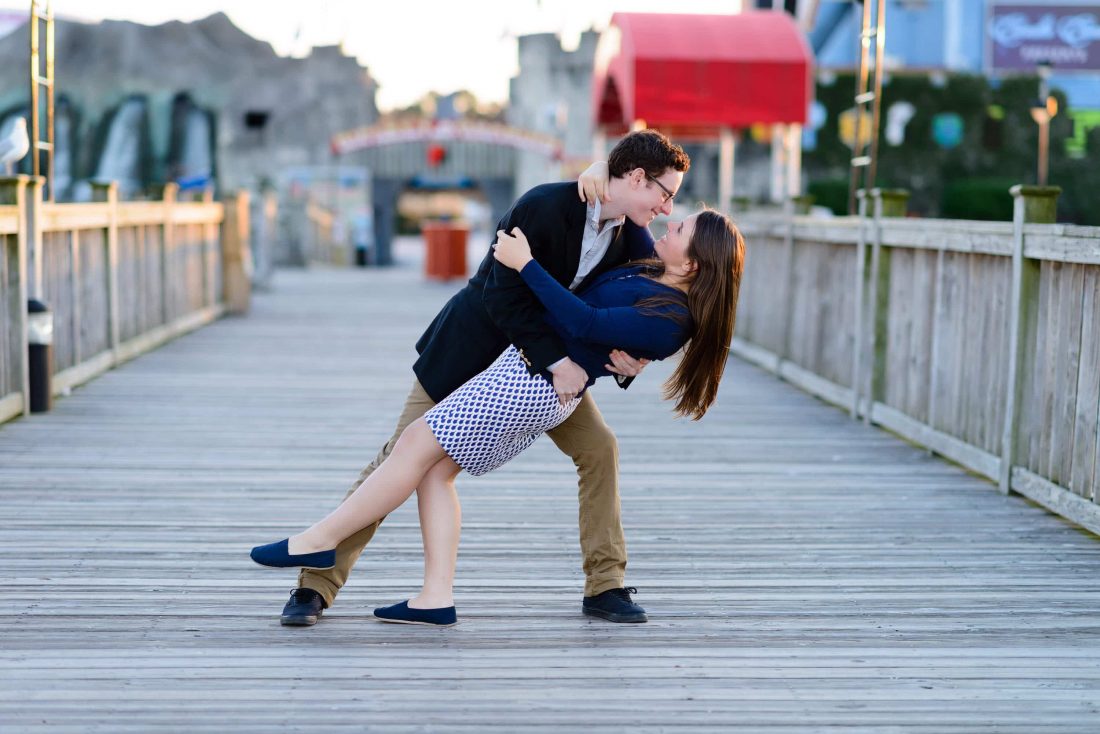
[607,130,691,179]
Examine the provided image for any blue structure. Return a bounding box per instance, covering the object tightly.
[802,0,1100,111]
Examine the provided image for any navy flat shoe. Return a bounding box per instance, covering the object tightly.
[373,600,457,627]
[250,538,336,570]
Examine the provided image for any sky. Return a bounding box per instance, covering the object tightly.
[10,0,745,111]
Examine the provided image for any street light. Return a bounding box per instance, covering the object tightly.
[1030,60,1058,187]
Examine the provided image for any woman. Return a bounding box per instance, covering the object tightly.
[252,208,745,626]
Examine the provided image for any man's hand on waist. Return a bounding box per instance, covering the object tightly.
[549,357,588,405]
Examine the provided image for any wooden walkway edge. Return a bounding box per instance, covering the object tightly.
[2,250,1099,731]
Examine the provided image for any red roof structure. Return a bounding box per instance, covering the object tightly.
[592,12,814,136]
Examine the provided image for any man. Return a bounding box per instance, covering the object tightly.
[281,129,689,625]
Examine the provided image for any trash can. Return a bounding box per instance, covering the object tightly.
[354,244,370,267]
[422,221,468,281]
[27,299,53,413]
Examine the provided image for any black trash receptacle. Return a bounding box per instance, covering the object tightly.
[27,299,53,413]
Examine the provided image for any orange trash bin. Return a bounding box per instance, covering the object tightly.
[422,221,468,281]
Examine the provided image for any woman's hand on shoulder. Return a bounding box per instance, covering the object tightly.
[492,227,534,271]
[577,160,610,203]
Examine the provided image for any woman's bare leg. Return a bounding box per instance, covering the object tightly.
[409,456,463,609]
[287,418,447,554]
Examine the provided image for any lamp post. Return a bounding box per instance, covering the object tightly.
[1030,61,1058,187]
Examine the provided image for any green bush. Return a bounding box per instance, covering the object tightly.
[941,179,1016,221]
[807,178,849,215]
[805,73,1095,222]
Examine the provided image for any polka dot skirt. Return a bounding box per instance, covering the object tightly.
[424,346,581,476]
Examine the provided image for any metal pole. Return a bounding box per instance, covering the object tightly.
[848,0,873,215]
[770,125,784,203]
[1038,118,1050,187]
[786,124,802,198]
[28,2,39,180]
[718,126,735,214]
[44,0,54,201]
[867,0,887,194]
[1036,62,1051,186]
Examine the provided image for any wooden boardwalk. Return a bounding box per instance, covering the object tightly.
[2,241,1100,732]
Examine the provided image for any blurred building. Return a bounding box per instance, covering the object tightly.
[508,20,793,205]
[806,0,1100,112]
[507,31,602,195]
[0,12,378,199]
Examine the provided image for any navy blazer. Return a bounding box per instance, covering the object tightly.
[413,182,655,402]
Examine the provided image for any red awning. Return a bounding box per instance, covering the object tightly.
[592,12,814,135]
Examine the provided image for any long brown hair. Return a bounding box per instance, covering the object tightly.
[638,209,745,420]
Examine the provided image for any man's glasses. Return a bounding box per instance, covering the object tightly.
[646,174,676,204]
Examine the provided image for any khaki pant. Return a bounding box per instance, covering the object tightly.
[298,378,627,606]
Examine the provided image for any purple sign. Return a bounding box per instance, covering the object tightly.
[989,4,1100,71]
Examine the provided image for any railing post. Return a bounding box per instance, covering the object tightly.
[304,202,318,265]
[201,188,217,307]
[70,226,81,367]
[24,178,51,412]
[777,196,797,362]
[90,181,121,358]
[926,245,947,437]
[999,184,1062,494]
[161,182,178,324]
[0,176,30,415]
[791,195,814,215]
[25,177,44,301]
[851,189,869,419]
[864,188,908,425]
[221,190,252,315]
[251,188,278,289]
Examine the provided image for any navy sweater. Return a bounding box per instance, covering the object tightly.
[518,261,692,388]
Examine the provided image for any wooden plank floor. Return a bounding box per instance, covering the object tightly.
[2,240,1100,732]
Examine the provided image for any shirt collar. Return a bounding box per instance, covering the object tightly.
[587,199,625,233]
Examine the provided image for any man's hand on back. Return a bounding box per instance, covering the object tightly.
[550,357,589,405]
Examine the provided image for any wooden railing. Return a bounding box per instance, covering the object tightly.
[0,177,252,424]
[733,186,1100,536]
[275,198,344,268]
[0,183,28,422]
[305,201,344,266]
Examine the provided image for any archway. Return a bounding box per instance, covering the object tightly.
[330,120,561,265]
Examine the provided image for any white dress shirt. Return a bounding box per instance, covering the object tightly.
[547,199,625,373]
[570,198,625,290]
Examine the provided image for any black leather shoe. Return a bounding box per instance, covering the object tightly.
[582,586,648,623]
[280,588,326,626]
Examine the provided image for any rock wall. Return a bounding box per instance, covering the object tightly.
[0,12,378,196]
